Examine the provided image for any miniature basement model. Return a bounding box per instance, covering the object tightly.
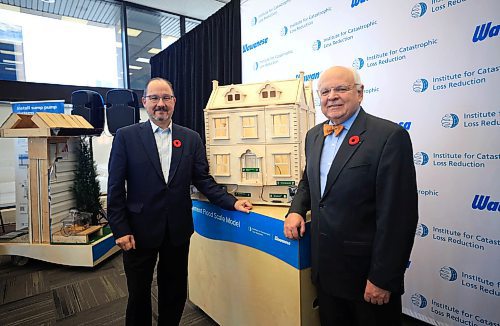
[0,113,118,266]
[201,72,315,204]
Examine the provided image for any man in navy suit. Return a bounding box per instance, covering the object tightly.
[107,77,252,325]
[284,66,418,325]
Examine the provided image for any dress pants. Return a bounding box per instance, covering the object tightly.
[317,285,402,326]
[122,234,190,326]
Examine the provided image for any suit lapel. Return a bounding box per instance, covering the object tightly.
[167,124,185,185]
[310,124,326,199]
[139,120,165,183]
[322,109,367,199]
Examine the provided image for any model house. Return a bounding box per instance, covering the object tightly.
[202,72,316,205]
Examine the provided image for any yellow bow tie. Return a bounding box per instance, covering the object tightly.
[323,124,344,137]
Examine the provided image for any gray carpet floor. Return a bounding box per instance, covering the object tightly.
[0,248,429,325]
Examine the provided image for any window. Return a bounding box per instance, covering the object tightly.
[241,115,258,138]
[272,113,290,137]
[0,1,201,90]
[226,88,243,102]
[214,154,230,176]
[260,84,279,99]
[126,7,181,90]
[273,154,291,176]
[214,117,229,139]
[0,3,122,88]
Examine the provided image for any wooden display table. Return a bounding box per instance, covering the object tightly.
[188,200,319,326]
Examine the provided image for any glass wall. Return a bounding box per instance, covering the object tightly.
[126,6,182,90]
[0,0,201,91]
[0,2,123,88]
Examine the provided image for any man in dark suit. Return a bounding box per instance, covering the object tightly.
[107,77,252,325]
[284,66,418,325]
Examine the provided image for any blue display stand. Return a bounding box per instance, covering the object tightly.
[188,200,319,326]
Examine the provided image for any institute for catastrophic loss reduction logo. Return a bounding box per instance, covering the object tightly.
[441,113,459,128]
[352,58,365,70]
[251,17,257,26]
[312,40,321,51]
[411,293,428,308]
[413,79,429,92]
[440,266,458,282]
[254,62,259,70]
[281,26,288,36]
[472,22,500,43]
[411,2,427,18]
[415,223,429,237]
[413,152,429,165]
[351,0,368,8]
[472,195,500,212]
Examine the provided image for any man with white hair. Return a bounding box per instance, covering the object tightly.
[284,66,418,325]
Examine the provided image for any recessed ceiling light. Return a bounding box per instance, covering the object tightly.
[40,0,56,3]
[3,59,23,64]
[148,48,162,54]
[129,65,143,70]
[0,50,22,56]
[136,58,150,64]
[0,4,21,12]
[127,28,142,37]
[61,16,88,24]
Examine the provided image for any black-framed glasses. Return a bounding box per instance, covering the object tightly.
[144,94,175,103]
[317,84,359,97]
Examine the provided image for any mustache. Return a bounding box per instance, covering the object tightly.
[154,107,169,112]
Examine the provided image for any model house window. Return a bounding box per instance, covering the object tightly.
[241,150,260,182]
[273,154,291,176]
[213,117,229,139]
[241,115,258,138]
[260,84,279,99]
[272,113,290,137]
[214,154,230,176]
[226,88,243,102]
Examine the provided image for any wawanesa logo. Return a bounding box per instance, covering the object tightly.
[351,0,368,8]
[441,113,459,128]
[472,195,500,212]
[242,37,269,53]
[439,266,458,281]
[472,22,499,43]
[413,79,429,93]
[296,71,321,81]
[414,152,429,165]
[411,293,427,308]
[352,57,365,70]
[416,223,429,237]
[411,2,427,18]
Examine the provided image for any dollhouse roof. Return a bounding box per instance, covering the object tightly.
[206,74,310,110]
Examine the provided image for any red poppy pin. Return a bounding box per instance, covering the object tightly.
[348,135,360,146]
[173,139,182,148]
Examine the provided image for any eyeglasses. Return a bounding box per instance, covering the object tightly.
[317,84,359,97]
[144,94,175,103]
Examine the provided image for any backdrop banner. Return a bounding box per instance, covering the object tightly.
[241,0,500,325]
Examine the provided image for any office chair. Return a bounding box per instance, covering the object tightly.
[105,89,140,135]
[71,90,105,132]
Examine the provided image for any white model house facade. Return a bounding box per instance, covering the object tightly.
[203,72,316,205]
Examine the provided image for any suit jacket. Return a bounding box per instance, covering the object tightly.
[289,108,418,300]
[107,120,236,248]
